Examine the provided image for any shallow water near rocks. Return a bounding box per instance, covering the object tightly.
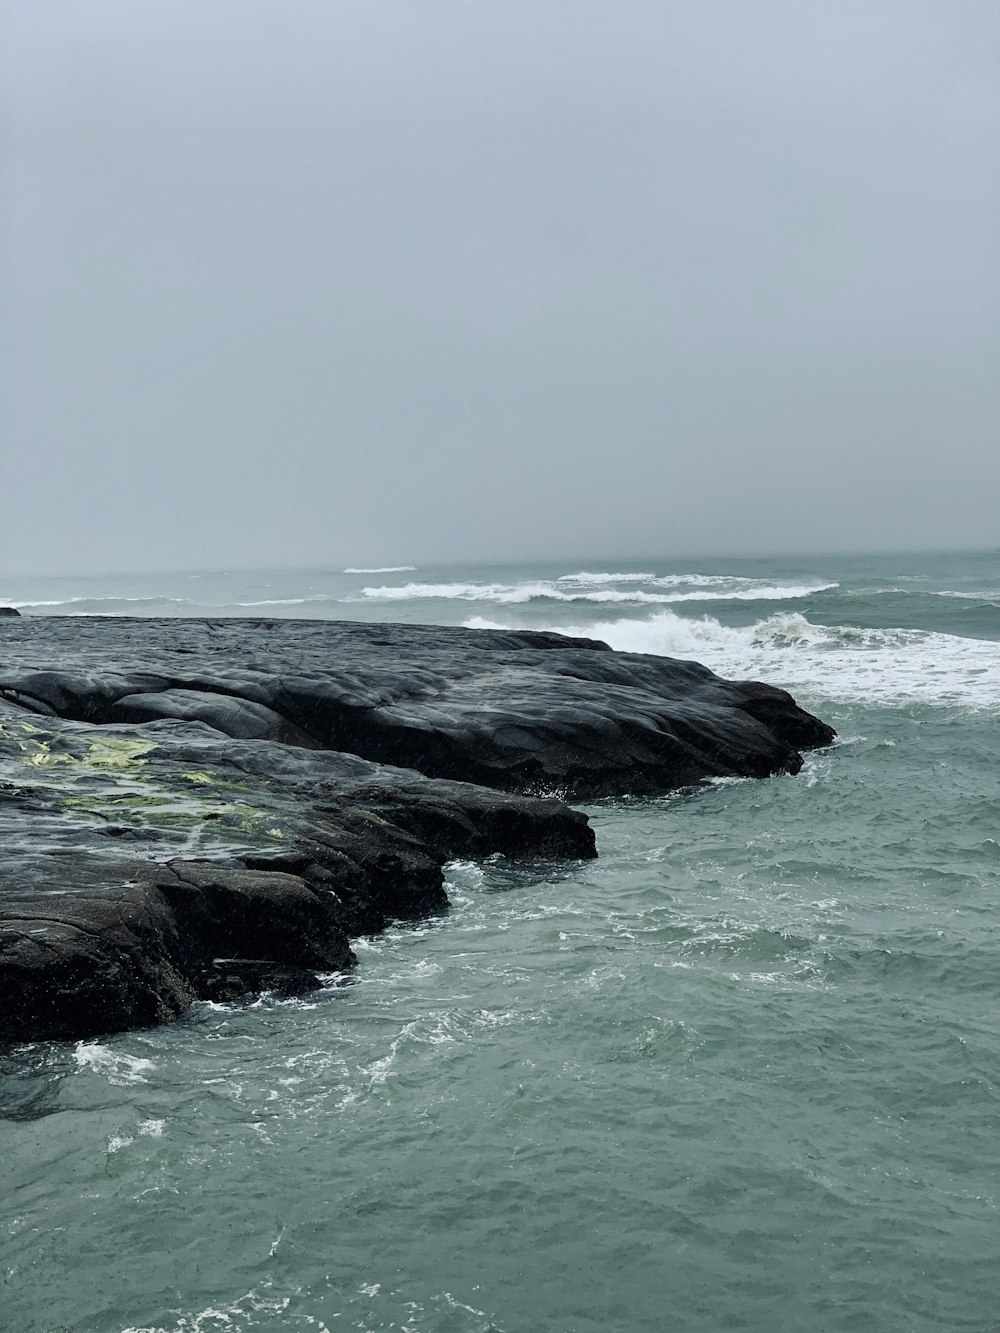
[3,552,1000,1331]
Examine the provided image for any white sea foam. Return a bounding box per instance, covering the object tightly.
[465,609,1000,708]
[651,572,761,587]
[559,570,832,593]
[4,596,189,610]
[557,570,658,584]
[120,1283,317,1333]
[343,565,416,573]
[653,583,838,603]
[362,580,546,603]
[933,589,1000,601]
[361,578,837,605]
[75,1042,155,1085]
[234,596,328,606]
[1,597,91,607]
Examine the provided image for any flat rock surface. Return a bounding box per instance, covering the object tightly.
[0,617,835,1042]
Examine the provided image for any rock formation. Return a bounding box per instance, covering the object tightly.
[0,617,835,1042]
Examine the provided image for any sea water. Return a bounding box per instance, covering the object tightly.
[2,551,999,1332]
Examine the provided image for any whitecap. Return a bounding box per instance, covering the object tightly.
[6,596,191,613]
[362,578,837,605]
[0,597,90,608]
[556,570,658,584]
[933,589,1000,601]
[343,565,416,573]
[647,582,838,602]
[233,596,329,606]
[74,1042,155,1085]
[361,580,552,603]
[464,616,515,631]
[119,1283,304,1333]
[466,609,1000,709]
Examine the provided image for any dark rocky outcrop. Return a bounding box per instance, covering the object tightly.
[0,607,20,617]
[0,616,835,1043]
[0,860,351,1042]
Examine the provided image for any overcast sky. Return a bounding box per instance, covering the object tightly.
[2,1,998,575]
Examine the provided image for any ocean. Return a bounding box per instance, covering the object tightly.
[3,550,1000,1332]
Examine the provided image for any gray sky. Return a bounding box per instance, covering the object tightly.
[2,0,998,575]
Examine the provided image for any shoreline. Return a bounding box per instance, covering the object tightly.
[0,616,834,1043]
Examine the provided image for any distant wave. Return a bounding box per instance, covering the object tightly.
[360,578,838,605]
[557,571,803,590]
[2,597,92,608]
[234,596,331,607]
[557,571,657,585]
[5,596,190,611]
[932,589,1000,602]
[343,565,417,574]
[463,609,1000,709]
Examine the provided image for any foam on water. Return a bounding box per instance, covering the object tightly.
[558,570,832,592]
[233,597,329,607]
[2,596,191,611]
[2,596,92,607]
[465,608,1000,708]
[934,588,1000,601]
[361,577,837,605]
[74,1042,156,1085]
[119,1283,328,1333]
[557,570,658,584]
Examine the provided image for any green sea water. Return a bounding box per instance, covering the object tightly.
[3,551,1000,1331]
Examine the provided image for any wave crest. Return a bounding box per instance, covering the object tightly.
[343,565,416,574]
[361,577,838,605]
[464,610,1000,709]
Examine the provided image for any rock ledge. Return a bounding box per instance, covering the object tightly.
[0,617,834,1042]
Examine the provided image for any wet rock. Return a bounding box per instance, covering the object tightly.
[198,960,326,1003]
[0,617,834,796]
[0,859,353,1043]
[0,616,835,1043]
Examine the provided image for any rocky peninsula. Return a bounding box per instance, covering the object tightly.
[0,616,835,1043]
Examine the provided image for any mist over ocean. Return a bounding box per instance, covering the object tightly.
[4,549,1000,1332]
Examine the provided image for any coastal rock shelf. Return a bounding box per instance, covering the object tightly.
[0,617,835,1042]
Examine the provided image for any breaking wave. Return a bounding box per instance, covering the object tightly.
[933,589,1000,602]
[361,577,838,605]
[4,596,191,614]
[234,596,332,607]
[464,609,1000,709]
[343,565,416,574]
[74,1042,155,1085]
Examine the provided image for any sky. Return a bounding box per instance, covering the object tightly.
[2,1,998,575]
